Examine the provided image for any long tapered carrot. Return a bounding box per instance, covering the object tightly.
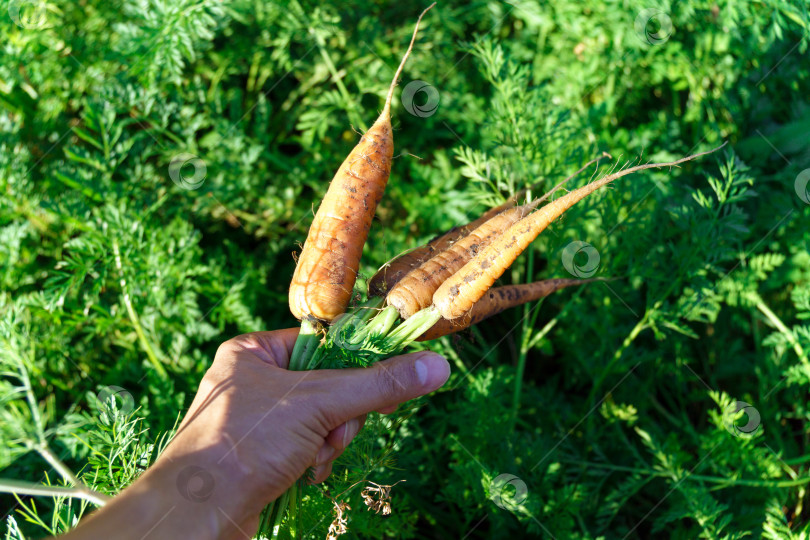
[486,152,613,222]
[383,154,615,316]
[386,206,529,318]
[367,153,610,296]
[367,208,502,298]
[417,278,593,341]
[433,144,727,320]
[289,4,435,321]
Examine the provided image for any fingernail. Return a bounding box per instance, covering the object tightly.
[316,445,335,465]
[342,418,359,448]
[414,352,450,388]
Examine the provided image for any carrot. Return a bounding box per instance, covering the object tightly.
[367,208,502,298]
[488,152,613,220]
[384,154,617,317]
[417,278,593,341]
[433,145,726,320]
[386,206,529,318]
[367,153,610,296]
[289,4,435,321]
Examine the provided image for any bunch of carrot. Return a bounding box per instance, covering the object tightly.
[263,4,724,537]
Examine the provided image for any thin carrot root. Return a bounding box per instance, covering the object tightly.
[289,4,434,321]
[367,209,501,298]
[367,152,611,297]
[491,151,614,216]
[417,278,595,341]
[433,144,727,320]
[386,206,529,319]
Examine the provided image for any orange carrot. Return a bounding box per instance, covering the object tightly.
[289,4,434,321]
[417,278,592,340]
[367,209,500,298]
[489,152,613,220]
[367,153,609,296]
[433,146,726,320]
[384,154,614,316]
[386,206,529,318]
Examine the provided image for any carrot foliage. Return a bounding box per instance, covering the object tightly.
[2,0,810,539]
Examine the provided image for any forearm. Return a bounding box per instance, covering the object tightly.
[57,446,261,540]
[53,331,449,540]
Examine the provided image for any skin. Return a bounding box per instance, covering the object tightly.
[57,329,450,540]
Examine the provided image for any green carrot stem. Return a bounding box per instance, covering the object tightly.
[263,320,320,537]
[341,298,390,346]
[363,305,400,339]
[289,319,321,371]
[287,481,298,538]
[754,293,808,364]
[271,488,290,540]
[386,306,441,349]
[259,499,276,536]
[354,296,385,324]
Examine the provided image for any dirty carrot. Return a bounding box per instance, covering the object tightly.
[367,211,497,298]
[289,3,435,321]
[433,145,726,320]
[386,206,529,318]
[488,152,613,221]
[385,154,614,317]
[367,153,609,296]
[417,278,593,341]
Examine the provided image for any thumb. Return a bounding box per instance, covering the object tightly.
[315,351,450,424]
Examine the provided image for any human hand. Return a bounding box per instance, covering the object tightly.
[59,328,450,540]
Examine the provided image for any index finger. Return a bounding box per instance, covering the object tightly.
[224,328,302,369]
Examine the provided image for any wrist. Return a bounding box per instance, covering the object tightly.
[61,445,263,540]
[147,440,265,535]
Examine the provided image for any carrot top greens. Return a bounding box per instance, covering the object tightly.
[3,1,808,539]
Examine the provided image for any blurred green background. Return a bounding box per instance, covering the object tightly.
[1,0,810,537]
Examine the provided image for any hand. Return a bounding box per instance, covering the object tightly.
[59,328,450,540]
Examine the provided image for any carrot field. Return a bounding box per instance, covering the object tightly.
[2,0,810,538]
